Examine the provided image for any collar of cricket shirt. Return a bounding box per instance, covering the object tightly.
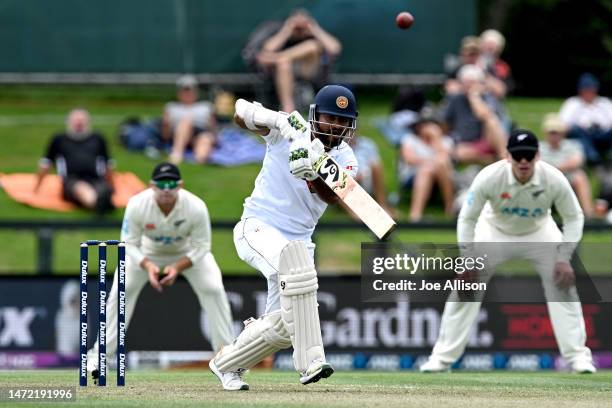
[506,160,541,187]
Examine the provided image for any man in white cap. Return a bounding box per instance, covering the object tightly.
[540,113,593,217]
[421,129,596,374]
[163,75,216,164]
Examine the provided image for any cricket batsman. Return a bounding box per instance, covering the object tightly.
[420,129,596,373]
[209,85,359,390]
[87,162,234,381]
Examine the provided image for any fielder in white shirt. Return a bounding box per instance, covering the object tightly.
[421,129,596,374]
[209,85,359,390]
[87,162,234,381]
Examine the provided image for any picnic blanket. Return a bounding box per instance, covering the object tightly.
[0,172,146,212]
[207,127,266,166]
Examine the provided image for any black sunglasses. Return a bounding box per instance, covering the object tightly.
[510,149,537,162]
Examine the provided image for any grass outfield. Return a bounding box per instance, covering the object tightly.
[1,369,611,408]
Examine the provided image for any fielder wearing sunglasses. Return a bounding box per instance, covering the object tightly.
[149,163,184,208]
[154,179,180,190]
[507,129,540,184]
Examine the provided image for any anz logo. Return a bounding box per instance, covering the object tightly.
[501,207,544,218]
[152,235,184,245]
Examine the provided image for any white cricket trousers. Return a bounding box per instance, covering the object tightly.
[87,251,234,369]
[431,216,592,365]
[233,217,315,314]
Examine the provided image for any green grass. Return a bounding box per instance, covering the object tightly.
[0,86,608,275]
[1,369,611,408]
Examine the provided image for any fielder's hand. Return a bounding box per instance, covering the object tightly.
[554,261,575,289]
[143,260,163,293]
[160,264,180,287]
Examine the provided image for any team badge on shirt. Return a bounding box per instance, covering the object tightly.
[500,192,511,200]
[532,189,545,198]
[145,223,156,230]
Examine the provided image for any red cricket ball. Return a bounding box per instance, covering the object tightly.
[396,11,414,30]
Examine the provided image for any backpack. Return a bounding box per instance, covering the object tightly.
[118,117,162,151]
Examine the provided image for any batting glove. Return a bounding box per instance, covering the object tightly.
[279,111,309,142]
[289,138,317,181]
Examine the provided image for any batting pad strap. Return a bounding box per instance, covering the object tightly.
[280,271,318,296]
[214,311,291,372]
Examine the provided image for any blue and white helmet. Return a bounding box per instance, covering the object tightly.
[308,85,358,149]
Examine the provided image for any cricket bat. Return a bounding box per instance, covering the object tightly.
[312,154,395,239]
[235,99,396,239]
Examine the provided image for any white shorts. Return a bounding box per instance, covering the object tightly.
[233,217,315,313]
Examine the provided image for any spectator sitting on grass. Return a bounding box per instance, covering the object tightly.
[398,110,455,222]
[559,73,612,164]
[163,75,217,165]
[539,113,594,217]
[34,108,114,214]
[442,64,507,165]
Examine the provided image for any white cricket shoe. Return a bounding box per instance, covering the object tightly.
[419,357,451,373]
[209,358,249,391]
[572,360,596,374]
[300,360,334,385]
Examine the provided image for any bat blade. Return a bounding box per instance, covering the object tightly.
[316,155,395,239]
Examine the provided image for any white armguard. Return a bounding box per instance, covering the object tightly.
[235,99,286,131]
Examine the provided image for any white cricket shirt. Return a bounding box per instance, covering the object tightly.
[121,188,212,266]
[457,160,583,259]
[242,129,358,240]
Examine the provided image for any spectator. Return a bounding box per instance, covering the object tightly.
[255,9,341,112]
[398,112,454,221]
[442,64,507,164]
[559,73,612,164]
[375,87,426,147]
[163,75,216,165]
[213,90,236,125]
[34,109,113,214]
[479,29,513,95]
[540,113,594,217]
[445,36,507,98]
[349,134,392,215]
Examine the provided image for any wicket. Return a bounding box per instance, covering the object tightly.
[79,240,126,387]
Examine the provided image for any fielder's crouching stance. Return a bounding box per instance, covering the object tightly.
[210,85,359,390]
[87,163,235,382]
[421,130,596,374]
